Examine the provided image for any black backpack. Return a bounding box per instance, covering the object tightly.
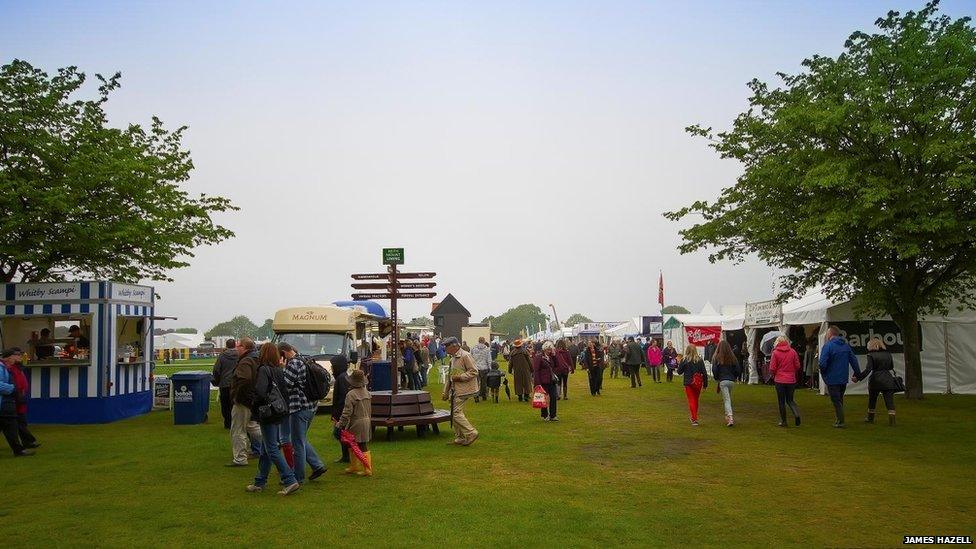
[300,355,333,402]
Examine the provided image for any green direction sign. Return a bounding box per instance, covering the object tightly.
[383,247,404,265]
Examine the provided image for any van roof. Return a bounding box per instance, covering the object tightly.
[272,306,361,333]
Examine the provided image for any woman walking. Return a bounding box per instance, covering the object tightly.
[677,345,708,425]
[337,369,373,476]
[509,340,534,402]
[531,342,560,421]
[768,336,802,427]
[247,343,300,495]
[662,341,678,382]
[554,339,572,400]
[711,341,741,426]
[582,340,606,396]
[854,338,898,426]
[646,340,663,383]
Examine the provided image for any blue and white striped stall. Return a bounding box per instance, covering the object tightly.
[0,281,155,423]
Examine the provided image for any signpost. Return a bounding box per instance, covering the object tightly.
[351,250,437,396]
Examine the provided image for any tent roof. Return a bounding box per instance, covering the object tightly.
[700,301,719,316]
[605,319,639,337]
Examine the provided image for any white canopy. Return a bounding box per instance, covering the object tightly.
[605,318,640,338]
[154,333,205,350]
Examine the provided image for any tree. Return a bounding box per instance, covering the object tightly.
[661,306,691,315]
[665,2,976,399]
[0,60,237,283]
[486,304,548,339]
[565,313,593,326]
[255,319,274,341]
[408,316,433,327]
[205,316,258,339]
[173,327,198,334]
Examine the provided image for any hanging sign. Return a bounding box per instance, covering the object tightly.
[112,284,153,303]
[745,300,782,327]
[383,248,405,265]
[12,282,81,301]
[685,326,722,346]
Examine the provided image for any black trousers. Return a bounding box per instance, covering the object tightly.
[560,373,569,399]
[588,368,604,395]
[628,364,642,387]
[775,383,800,422]
[1,416,24,455]
[17,414,36,445]
[827,383,847,423]
[541,383,558,418]
[477,370,488,400]
[219,387,233,429]
[666,366,675,382]
[868,389,895,411]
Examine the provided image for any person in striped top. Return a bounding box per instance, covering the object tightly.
[279,343,326,483]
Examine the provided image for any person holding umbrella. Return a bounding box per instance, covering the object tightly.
[336,369,373,476]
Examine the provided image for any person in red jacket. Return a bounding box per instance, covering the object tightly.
[768,336,802,427]
[2,348,39,449]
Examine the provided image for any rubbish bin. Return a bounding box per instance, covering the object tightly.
[171,371,212,425]
[370,360,392,392]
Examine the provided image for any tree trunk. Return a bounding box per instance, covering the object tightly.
[892,309,924,400]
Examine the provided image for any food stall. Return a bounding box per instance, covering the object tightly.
[0,281,156,423]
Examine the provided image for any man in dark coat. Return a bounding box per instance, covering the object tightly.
[330,355,352,463]
[211,339,238,429]
[623,337,645,388]
[227,338,262,467]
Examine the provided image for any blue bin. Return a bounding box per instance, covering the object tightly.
[171,371,212,425]
[370,360,392,392]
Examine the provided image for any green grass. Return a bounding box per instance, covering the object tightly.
[153,357,216,377]
[6,364,976,547]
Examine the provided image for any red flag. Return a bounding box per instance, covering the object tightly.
[658,272,665,307]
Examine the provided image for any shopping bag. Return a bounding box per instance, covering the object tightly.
[531,385,549,409]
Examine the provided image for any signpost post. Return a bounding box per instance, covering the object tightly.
[351,249,437,396]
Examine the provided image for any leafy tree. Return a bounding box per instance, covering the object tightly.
[408,316,433,327]
[665,2,976,398]
[255,319,274,341]
[0,60,236,283]
[173,327,198,334]
[487,304,548,339]
[565,313,593,326]
[661,306,691,315]
[205,316,258,339]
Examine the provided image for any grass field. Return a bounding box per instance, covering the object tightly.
[5,363,976,547]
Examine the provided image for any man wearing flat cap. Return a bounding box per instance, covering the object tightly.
[441,337,480,446]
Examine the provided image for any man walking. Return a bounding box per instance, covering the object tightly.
[211,339,237,429]
[227,337,263,466]
[442,337,479,446]
[819,326,862,428]
[623,337,644,388]
[471,337,492,403]
[281,343,327,482]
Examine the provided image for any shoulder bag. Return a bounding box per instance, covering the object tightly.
[258,368,289,422]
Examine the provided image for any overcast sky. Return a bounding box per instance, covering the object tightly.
[3,1,970,331]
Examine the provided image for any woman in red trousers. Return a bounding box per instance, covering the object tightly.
[677,344,708,426]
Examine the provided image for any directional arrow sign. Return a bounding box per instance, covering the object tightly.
[351,273,389,280]
[394,272,436,279]
[352,292,437,300]
[352,282,437,290]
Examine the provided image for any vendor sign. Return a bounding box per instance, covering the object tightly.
[153,376,172,409]
[685,326,721,346]
[745,299,782,327]
[833,321,921,355]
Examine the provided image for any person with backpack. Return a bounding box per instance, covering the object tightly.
[247,343,300,495]
[677,344,708,426]
[279,343,327,483]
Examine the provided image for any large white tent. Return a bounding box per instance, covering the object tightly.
[605,318,640,338]
[743,293,976,394]
[662,304,726,349]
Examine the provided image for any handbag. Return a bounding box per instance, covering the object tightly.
[545,359,561,399]
[890,370,906,393]
[532,385,549,409]
[691,372,704,391]
[257,368,289,422]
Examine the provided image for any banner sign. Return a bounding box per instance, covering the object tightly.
[641,316,664,336]
[685,326,722,346]
[153,376,172,409]
[745,300,782,327]
[12,282,81,301]
[833,321,921,355]
[111,284,153,303]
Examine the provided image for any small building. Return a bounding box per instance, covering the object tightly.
[431,293,471,341]
[0,281,156,424]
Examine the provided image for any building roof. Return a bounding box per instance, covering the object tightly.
[430,293,471,317]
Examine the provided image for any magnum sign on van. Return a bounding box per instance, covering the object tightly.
[832,321,922,355]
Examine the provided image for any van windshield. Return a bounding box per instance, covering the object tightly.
[274,333,345,358]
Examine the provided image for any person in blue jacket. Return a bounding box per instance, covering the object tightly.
[818,326,862,428]
[0,348,33,456]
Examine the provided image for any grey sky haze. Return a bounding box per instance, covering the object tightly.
[3,1,970,331]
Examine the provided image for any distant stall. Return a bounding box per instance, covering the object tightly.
[0,281,156,423]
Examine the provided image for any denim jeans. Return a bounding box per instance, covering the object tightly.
[827,383,847,423]
[419,364,429,387]
[254,422,296,487]
[289,409,325,481]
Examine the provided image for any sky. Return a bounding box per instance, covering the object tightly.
[2,0,972,331]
